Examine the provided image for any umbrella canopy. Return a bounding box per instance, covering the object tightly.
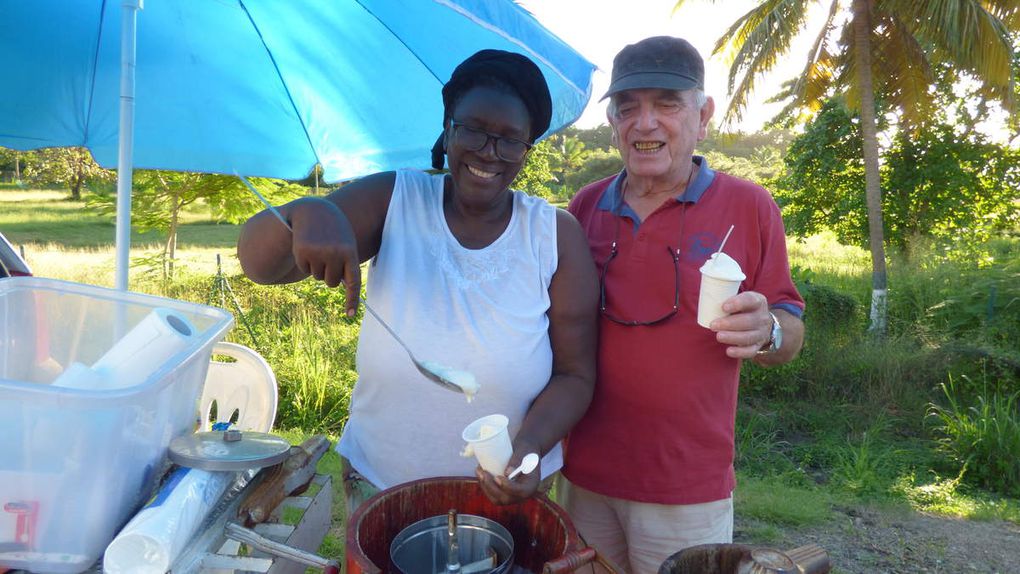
[0,0,595,289]
[0,0,594,182]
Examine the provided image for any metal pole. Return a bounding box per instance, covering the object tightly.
[115,0,142,291]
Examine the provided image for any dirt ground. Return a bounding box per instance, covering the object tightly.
[735,504,1020,573]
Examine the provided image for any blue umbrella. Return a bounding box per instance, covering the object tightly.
[0,0,594,289]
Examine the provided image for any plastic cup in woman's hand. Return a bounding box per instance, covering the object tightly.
[461,414,512,476]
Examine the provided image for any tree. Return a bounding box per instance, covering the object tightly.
[24,147,112,199]
[773,98,1020,254]
[771,100,868,244]
[882,120,1020,254]
[512,140,557,199]
[677,0,1019,332]
[0,148,34,183]
[568,125,615,152]
[563,150,624,197]
[699,125,795,158]
[87,171,305,279]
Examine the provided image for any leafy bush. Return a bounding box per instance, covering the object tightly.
[800,280,859,333]
[893,469,965,512]
[772,99,1020,253]
[734,407,797,477]
[928,377,1020,497]
[833,430,891,495]
[741,275,945,403]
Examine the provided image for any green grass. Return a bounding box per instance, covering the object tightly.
[1,189,240,250]
[736,474,834,526]
[787,231,871,295]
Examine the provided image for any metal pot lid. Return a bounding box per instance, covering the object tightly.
[169,430,292,470]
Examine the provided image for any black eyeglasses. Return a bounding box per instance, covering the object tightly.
[450,121,532,163]
[599,241,681,326]
[599,197,687,326]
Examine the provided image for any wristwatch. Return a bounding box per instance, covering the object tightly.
[757,312,783,355]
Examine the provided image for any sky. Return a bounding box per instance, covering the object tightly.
[521,0,829,132]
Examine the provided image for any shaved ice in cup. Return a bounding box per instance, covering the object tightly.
[697,251,746,328]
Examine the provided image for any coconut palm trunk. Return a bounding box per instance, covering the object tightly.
[852,0,888,333]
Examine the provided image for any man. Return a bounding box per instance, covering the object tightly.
[562,36,805,573]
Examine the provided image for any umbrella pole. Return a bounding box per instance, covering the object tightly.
[115,0,142,291]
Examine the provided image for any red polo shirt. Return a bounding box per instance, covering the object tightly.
[564,158,804,504]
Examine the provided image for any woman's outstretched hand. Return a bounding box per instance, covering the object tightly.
[288,197,363,317]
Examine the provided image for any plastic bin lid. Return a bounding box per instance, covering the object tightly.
[169,430,291,470]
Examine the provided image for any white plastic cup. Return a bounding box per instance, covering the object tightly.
[697,253,746,328]
[461,414,512,476]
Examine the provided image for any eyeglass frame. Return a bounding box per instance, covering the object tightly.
[448,121,533,163]
[598,189,688,327]
[599,240,681,326]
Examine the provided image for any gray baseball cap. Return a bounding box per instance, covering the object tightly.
[601,36,705,100]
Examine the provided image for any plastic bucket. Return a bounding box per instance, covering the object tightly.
[346,477,599,574]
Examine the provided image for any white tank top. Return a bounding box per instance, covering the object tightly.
[338,169,560,489]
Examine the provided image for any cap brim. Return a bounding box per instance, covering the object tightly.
[600,72,702,101]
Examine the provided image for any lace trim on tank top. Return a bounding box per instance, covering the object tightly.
[430,234,516,289]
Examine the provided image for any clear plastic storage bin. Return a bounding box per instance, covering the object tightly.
[0,277,233,573]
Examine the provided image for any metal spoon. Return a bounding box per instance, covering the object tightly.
[361,303,468,395]
[237,174,468,396]
[507,452,539,480]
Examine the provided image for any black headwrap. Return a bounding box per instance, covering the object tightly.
[430,49,553,170]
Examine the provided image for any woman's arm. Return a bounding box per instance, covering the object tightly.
[236,171,397,316]
[478,208,599,504]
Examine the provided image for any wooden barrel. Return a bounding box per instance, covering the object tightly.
[345,477,599,574]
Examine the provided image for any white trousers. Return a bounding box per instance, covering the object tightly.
[560,479,733,574]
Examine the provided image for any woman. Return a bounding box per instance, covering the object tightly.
[237,50,598,510]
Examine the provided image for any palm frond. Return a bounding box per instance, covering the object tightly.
[788,0,843,112]
[872,12,936,126]
[835,20,861,111]
[980,0,1020,29]
[766,78,820,127]
[712,2,777,63]
[905,0,1014,108]
[716,0,815,121]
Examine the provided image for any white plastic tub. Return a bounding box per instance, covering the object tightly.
[0,277,233,573]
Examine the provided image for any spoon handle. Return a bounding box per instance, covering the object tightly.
[363,302,414,357]
[237,173,293,232]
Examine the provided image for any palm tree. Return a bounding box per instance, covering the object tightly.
[675,0,1018,333]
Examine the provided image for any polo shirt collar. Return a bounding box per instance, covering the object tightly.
[596,155,716,217]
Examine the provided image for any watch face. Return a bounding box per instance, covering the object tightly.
[771,314,783,351]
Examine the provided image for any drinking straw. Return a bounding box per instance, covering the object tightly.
[711,225,735,270]
[716,224,735,255]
